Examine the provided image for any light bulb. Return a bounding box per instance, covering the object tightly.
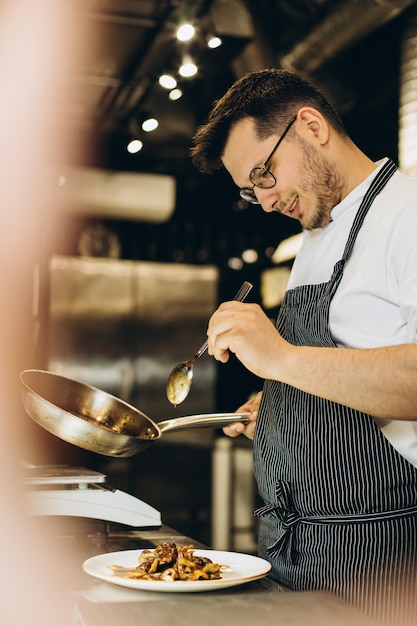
[142,118,158,132]
[176,23,195,42]
[169,88,182,101]
[179,60,197,77]
[127,139,143,154]
[207,35,222,49]
[159,74,177,89]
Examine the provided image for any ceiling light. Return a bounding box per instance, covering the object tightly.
[207,35,222,49]
[159,74,177,89]
[179,59,197,77]
[169,88,182,101]
[176,23,195,42]
[142,118,158,132]
[127,139,143,154]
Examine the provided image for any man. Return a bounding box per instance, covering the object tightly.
[191,69,417,625]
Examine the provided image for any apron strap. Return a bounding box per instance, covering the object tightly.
[255,501,417,563]
[327,159,397,298]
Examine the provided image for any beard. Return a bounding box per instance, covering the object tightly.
[297,137,343,230]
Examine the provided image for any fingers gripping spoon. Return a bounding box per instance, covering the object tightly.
[166,281,253,407]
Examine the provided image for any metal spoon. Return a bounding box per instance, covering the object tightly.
[166,280,253,407]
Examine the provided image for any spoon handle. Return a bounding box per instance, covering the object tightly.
[192,281,253,361]
[193,339,209,360]
[233,280,253,302]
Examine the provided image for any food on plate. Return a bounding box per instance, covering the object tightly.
[110,542,227,582]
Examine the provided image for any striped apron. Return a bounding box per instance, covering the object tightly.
[253,159,417,625]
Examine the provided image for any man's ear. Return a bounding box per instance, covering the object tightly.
[297,107,330,144]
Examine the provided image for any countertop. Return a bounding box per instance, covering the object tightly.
[51,522,378,626]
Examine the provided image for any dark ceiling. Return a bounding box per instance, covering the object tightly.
[54,0,416,280]
[57,0,250,173]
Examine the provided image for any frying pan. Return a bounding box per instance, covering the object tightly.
[20,369,249,458]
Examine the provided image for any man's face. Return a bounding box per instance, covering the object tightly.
[222,116,343,230]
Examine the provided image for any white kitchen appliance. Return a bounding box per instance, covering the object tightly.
[24,465,161,528]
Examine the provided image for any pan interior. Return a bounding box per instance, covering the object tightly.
[21,370,159,441]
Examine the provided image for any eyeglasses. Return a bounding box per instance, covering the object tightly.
[239,115,297,204]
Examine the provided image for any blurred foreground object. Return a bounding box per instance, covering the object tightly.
[0,2,89,624]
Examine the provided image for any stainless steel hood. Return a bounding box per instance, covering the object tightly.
[47,255,219,421]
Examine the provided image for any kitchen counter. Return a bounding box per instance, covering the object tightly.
[54,522,378,626]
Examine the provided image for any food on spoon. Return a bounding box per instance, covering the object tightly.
[166,366,191,407]
[110,542,227,581]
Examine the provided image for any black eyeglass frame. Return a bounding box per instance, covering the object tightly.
[239,115,297,204]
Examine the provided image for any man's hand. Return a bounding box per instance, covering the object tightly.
[223,391,262,440]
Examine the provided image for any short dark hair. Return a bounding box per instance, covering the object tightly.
[191,68,347,173]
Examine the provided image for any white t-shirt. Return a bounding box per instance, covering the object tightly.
[287,159,417,467]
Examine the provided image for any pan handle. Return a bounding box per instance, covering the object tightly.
[157,412,250,434]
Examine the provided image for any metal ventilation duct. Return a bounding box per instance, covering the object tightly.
[399,4,417,174]
[280,0,416,74]
[50,167,176,223]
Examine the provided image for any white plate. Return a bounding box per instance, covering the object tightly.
[82,548,271,593]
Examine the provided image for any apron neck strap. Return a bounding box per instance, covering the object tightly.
[340,159,397,263]
[326,159,397,297]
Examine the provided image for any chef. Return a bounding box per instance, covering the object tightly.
[190,68,417,625]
